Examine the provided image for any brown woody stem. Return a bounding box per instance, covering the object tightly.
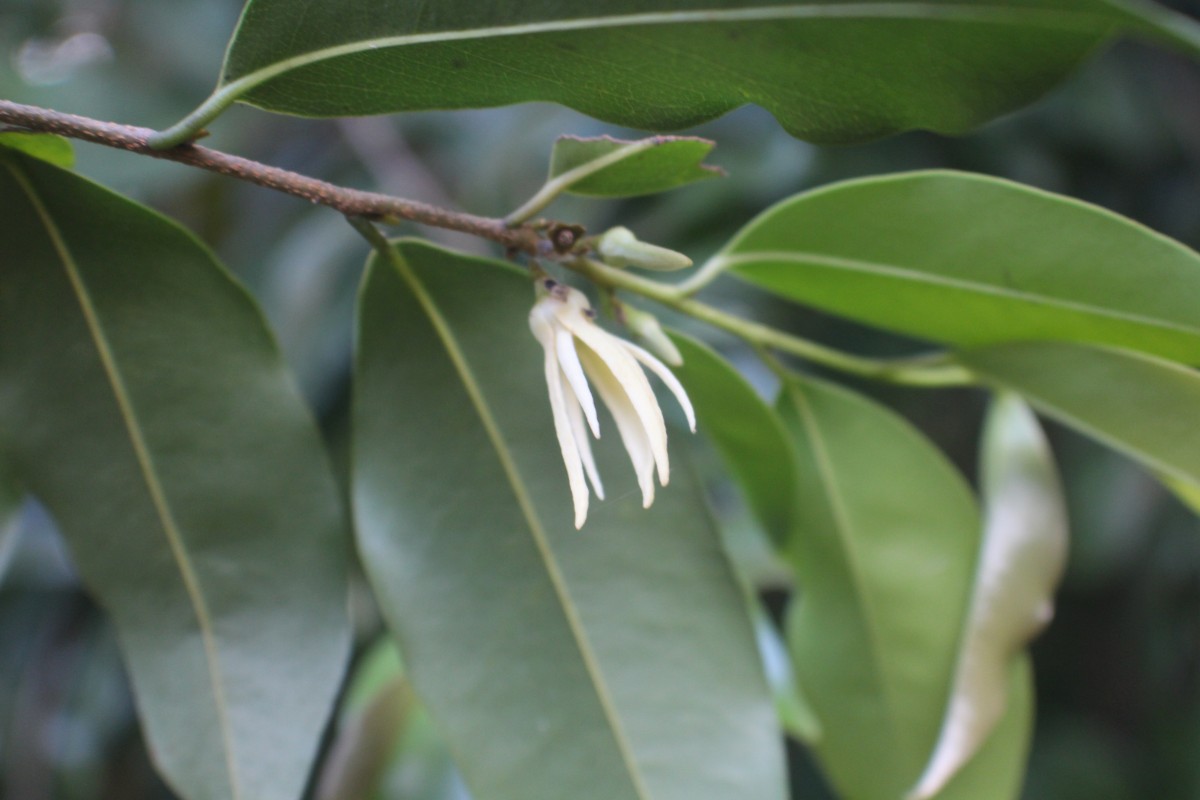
[0,99,546,254]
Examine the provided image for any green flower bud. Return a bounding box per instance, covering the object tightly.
[595,226,693,272]
[624,306,684,367]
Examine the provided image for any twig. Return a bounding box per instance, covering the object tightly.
[0,99,546,254]
[567,256,976,387]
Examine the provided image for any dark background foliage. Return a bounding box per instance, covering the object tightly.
[2,1,1200,797]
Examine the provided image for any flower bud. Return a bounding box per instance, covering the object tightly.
[623,306,683,366]
[595,227,692,272]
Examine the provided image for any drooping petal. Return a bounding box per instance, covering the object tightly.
[555,326,600,438]
[531,305,589,528]
[621,340,697,432]
[557,306,670,485]
[578,346,657,508]
[562,372,605,500]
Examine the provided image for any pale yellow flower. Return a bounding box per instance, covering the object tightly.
[529,278,696,528]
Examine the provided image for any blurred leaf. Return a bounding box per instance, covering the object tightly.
[354,240,785,800]
[1100,0,1200,60]
[550,136,721,198]
[779,375,985,799]
[0,150,351,800]
[668,331,798,548]
[0,133,73,167]
[716,170,1200,363]
[910,395,1066,799]
[1158,473,1200,514]
[754,610,822,743]
[316,672,414,800]
[932,657,1034,800]
[961,341,1200,489]
[158,1,1128,146]
[0,455,22,585]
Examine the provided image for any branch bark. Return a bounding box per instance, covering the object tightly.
[0,99,545,254]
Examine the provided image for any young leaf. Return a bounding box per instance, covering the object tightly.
[154,1,1128,147]
[550,136,721,198]
[0,132,74,167]
[713,170,1200,364]
[667,332,798,548]
[910,395,1067,799]
[960,341,1200,491]
[0,151,351,800]
[353,240,785,800]
[930,657,1034,800]
[779,375,1030,799]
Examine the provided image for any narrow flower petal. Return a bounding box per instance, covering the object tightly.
[558,309,670,485]
[562,373,605,500]
[621,340,697,432]
[555,327,600,438]
[531,305,589,528]
[578,347,657,508]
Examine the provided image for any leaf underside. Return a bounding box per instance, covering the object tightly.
[722,170,1200,363]
[0,150,350,800]
[779,375,1031,800]
[353,240,785,800]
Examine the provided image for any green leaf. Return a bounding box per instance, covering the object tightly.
[0,132,74,167]
[715,170,1200,364]
[1098,0,1200,61]
[550,136,721,198]
[960,341,1200,490]
[755,610,823,743]
[910,395,1066,799]
[353,240,784,800]
[0,151,351,800]
[153,1,1129,147]
[779,375,981,799]
[1158,473,1200,514]
[667,332,798,548]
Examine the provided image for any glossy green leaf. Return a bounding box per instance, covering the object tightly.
[550,136,721,198]
[0,151,351,800]
[0,132,73,167]
[154,0,1131,147]
[668,332,798,548]
[779,375,1010,799]
[716,170,1200,363]
[353,240,784,800]
[961,341,1200,488]
[911,395,1066,799]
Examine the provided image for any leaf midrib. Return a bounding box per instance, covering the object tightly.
[223,2,1111,93]
[968,351,1200,486]
[386,250,652,800]
[785,383,905,763]
[721,250,1200,341]
[4,160,242,800]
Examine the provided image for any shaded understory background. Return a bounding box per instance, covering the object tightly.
[3,0,1200,797]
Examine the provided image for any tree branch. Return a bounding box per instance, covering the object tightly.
[0,99,546,254]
